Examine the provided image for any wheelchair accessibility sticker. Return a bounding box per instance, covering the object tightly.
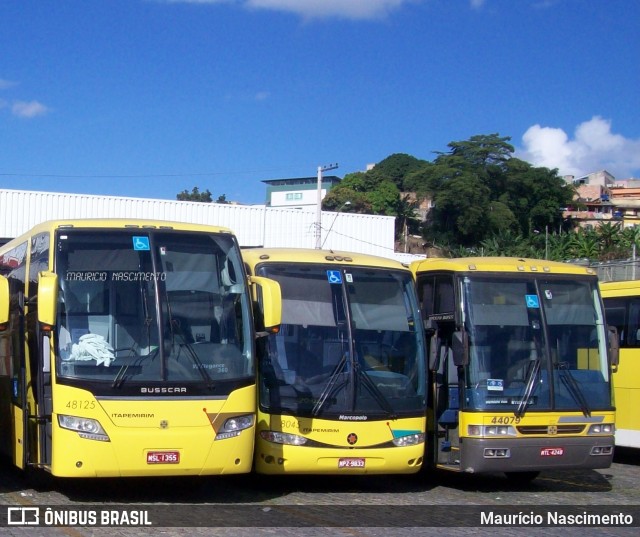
[327,270,342,284]
[525,294,540,308]
[133,237,150,251]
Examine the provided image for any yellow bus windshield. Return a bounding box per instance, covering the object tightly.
[459,275,611,414]
[256,263,426,419]
[54,229,253,394]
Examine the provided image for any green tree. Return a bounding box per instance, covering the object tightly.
[370,153,428,190]
[502,159,575,237]
[395,194,421,240]
[487,201,518,235]
[177,187,213,202]
[567,228,601,260]
[596,221,624,260]
[445,133,514,167]
[620,225,640,255]
[321,186,372,213]
[368,180,401,216]
[479,229,532,257]
[425,173,492,246]
[322,171,396,216]
[418,134,575,250]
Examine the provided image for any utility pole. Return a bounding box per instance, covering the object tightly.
[315,163,338,249]
[545,225,549,260]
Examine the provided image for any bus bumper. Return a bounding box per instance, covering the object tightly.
[458,436,614,474]
[254,442,424,475]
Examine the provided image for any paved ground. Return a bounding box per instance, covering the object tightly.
[0,448,638,536]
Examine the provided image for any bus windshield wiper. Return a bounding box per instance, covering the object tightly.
[168,316,215,389]
[113,274,159,389]
[312,353,348,417]
[112,346,157,389]
[175,339,215,389]
[355,361,397,418]
[515,358,541,418]
[556,361,591,417]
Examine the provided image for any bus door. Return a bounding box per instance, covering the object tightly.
[430,318,459,468]
[27,234,54,469]
[31,276,57,470]
[0,241,29,469]
[416,273,461,469]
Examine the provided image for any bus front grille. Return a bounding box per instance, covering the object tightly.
[516,425,586,435]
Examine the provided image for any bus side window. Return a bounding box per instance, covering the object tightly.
[604,302,626,346]
[628,300,640,347]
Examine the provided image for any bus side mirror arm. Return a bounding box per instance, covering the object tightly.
[608,325,619,370]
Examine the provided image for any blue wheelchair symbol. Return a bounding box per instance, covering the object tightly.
[327,270,342,284]
[133,236,150,251]
[525,295,540,308]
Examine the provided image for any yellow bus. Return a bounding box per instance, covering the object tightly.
[411,257,617,482]
[243,248,427,475]
[0,219,280,477]
[600,279,640,449]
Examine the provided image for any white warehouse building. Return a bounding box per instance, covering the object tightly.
[0,189,419,262]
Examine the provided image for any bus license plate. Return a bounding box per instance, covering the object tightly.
[540,447,564,457]
[147,451,180,464]
[338,458,365,468]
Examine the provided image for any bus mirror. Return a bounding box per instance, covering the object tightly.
[250,276,281,336]
[608,325,619,370]
[38,271,59,328]
[452,330,469,366]
[0,275,9,328]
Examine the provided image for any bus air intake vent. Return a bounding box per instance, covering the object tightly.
[516,425,586,435]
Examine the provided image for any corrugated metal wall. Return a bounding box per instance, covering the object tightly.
[0,189,398,259]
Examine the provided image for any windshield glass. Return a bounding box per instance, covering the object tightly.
[257,263,426,419]
[462,275,612,413]
[54,229,252,388]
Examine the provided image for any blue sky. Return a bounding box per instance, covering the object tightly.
[1,0,639,205]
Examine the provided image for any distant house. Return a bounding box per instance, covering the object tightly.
[563,171,640,228]
[262,176,341,209]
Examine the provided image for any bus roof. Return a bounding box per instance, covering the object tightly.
[599,279,640,296]
[242,247,407,272]
[410,256,597,276]
[0,218,235,251]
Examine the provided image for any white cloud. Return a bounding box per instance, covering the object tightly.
[0,78,18,90]
[469,0,486,9]
[247,0,412,19]
[518,116,640,180]
[11,100,50,118]
[165,0,417,20]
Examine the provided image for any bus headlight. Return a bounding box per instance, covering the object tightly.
[588,423,615,435]
[467,425,516,437]
[392,433,425,447]
[259,431,308,446]
[215,414,255,440]
[58,415,110,442]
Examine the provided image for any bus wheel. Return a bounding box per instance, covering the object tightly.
[504,471,540,483]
